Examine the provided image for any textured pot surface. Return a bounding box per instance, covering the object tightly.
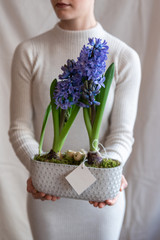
[31,159,123,202]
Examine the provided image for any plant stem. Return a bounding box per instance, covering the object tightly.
[83,107,92,142]
[53,105,80,153]
[59,109,66,133]
[91,104,96,127]
[85,63,115,152]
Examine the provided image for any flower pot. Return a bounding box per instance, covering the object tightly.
[31,159,123,202]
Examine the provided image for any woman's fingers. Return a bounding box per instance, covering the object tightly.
[45,195,52,200]
[93,202,99,207]
[27,177,33,193]
[120,175,128,191]
[51,196,60,201]
[27,177,60,201]
[98,202,106,208]
[89,175,128,208]
[33,192,45,199]
[89,193,120,208]
[105,194,119,206]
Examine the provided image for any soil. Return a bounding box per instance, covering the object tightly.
[34,150,121,169]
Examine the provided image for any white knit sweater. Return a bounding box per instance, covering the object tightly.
[9,22,141,172]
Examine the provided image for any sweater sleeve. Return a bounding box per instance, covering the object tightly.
[104,47,141,165]
[9,41,39,172]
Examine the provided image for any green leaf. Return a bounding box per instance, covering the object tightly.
[39,102,52,154]
[83,107,92,142]
[50,79,60,152]
[92,63,115,145]
[57,105,80,152]
[50,79,57,106]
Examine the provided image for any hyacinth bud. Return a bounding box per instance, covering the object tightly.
[64,110,69,122]
[58,152,63,160]
[79,149,87,155]
[74,151,85,161]
[66,150,76,159]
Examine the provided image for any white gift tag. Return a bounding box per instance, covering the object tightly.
[65,163,97,195]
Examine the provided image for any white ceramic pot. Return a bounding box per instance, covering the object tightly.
[31,159,123,202]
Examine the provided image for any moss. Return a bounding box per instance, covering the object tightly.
[34,153,82,166]
[34,152,120,168]
[83,158,120,168]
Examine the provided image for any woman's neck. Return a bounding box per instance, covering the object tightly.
[58,16,97,31]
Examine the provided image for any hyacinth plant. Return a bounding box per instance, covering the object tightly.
[38,38,115,165]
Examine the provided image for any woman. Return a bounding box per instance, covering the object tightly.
[9,0,141,239]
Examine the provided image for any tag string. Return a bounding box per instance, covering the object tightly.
[81,155,88,169]
[92,139,107,158]
[81,139,107,169]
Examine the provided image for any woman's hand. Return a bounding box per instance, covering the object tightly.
[89,175,128,208]
[27,177,60,201]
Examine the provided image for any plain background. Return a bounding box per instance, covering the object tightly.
[0,0,160,239]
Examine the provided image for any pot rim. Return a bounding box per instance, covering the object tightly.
[31,158,123,170]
